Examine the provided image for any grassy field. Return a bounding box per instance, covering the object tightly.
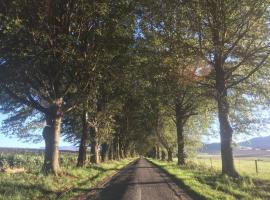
[149,158,270,200]
[194,155,270,180]
[0,151,135,200]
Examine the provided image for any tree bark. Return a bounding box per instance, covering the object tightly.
[108,143,114,160]
[42,99,62,175]
[43,119,53,174]
[124,145,131,158]
[161,150,166,161]
[156,146,160,159]
[77,110,88,167]
[115,136,120,160]
[119,138,124,159]
[90,127,99,164]
[131,148,136,157]
[215,59,238,177]
[100,143,109,162]
[175,102,185,165]
[167,149,173,162]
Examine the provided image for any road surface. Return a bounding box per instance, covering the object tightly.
[86,158,197,200]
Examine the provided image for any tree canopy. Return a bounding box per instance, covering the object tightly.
[1,0,270,177]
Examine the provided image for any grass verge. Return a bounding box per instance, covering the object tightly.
[0,158,136,200]
[148,158,270,200]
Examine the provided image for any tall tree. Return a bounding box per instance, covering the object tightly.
[0,0,85,175]
[0,0,136,173]
[186,0,270,176]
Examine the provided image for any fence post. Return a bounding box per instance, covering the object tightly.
[255,160,258,174]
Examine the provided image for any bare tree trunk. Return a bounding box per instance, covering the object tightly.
[43,99,62,175]
[90,127,99,164]
[77,110,88,167]
[167,149,173,162]
[175,102,185,166]
[215,61,238,177]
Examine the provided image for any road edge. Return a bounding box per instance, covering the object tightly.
[70,158,140,200]
[145,158,206,200]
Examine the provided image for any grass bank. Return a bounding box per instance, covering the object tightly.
[148,158,270,200]
[0,157,135,200]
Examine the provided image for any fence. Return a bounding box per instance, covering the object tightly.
[194,156,270,178]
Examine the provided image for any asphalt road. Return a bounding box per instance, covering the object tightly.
[89,158,195,200]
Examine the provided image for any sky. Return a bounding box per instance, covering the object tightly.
[0,113,270,148]
[0,113,74,148]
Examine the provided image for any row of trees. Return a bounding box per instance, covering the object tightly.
[1,0,270,177]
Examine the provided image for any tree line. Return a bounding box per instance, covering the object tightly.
[0,0,270,177]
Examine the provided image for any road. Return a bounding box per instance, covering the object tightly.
[87,158,197,200]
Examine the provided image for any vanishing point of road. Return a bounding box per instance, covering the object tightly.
[78,158,200,200]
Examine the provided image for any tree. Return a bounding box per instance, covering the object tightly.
[156,114,177,162]
[0,0,136,173]
[186,0,270,176]
[0,0,86,175]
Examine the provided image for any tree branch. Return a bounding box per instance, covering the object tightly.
[2,85,48,114]
[227,51,270,89]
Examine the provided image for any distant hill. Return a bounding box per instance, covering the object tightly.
[200,142,220,154]
[201,135,270,154]
[42,146,78,151]
[239,135,270,150]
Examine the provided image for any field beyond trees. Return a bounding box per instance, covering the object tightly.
[195,155,270,179]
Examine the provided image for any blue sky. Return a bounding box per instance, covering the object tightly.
[0,112,269,148]
[0,113,74,148]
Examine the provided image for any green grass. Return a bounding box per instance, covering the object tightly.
[0,151,135,200]
[193,155,270,180]
[148,158,270,200]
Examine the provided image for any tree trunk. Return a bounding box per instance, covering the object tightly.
[215,60,238,177]
[77,110,88,167]
[51,114,61,175]
[156,146,160,159]
[108,143,114,160]
[43,119,54,174]
[120,147,124,159]
[100,143,109,162]
[123,143,129,158]
[118,130,125,159]
[167,149,173,162]
[175,102,185,165]
[161,150,166,161]
[90,127,99,164]
[124,149,129,158]
[43,99,62,175]
[131,148,136,157]
[115,136,120,160]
